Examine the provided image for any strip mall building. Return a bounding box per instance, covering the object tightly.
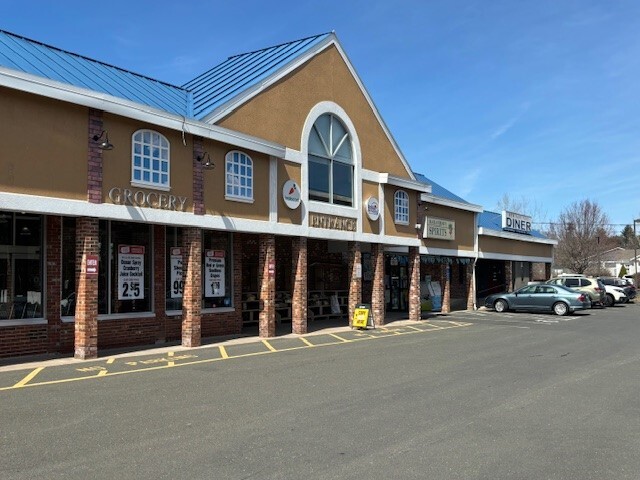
[0,30,555,359]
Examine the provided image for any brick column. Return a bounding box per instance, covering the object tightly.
[545,263,551,280]
[259,234,276,337]
[46,216,62,353]
[371,243,385,326]
[505,261,513,292]
[182,227,202,347]
[466,263,475,310]
[88,109,104,204]
[441,263,451,314]
[74,217,99,359]
[193,136,205,215]
[348,242,362,326]
[154,225,167,344]
[408,247,421,321]
[291,237,307,335]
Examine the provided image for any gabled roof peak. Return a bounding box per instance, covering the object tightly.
[227,32,335,60]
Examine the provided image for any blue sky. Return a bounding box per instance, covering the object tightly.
[2,0,639,232]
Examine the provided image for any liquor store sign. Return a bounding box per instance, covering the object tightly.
[424,217,455,240]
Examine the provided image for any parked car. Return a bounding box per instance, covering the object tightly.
[601,284,627,307]
[484,284,591,316]
[598,277,636,302]
[545,275,606,307]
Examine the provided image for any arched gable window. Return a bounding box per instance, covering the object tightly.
[225,151,253,201]
[394,190,409,225]
[131,130,170,188]
[308,114,353,206]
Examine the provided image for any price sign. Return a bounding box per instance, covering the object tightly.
[204,250,225,298]
[118,245,145,300]
[170,247,183,298]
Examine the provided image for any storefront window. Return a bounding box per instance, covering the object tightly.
[202,231,232,309]
[0,212,43,320]
[61,217,76,316]
[165,227,183,312]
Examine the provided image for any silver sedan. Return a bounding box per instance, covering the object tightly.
[484,284,592,316]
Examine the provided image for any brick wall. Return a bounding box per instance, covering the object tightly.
[371,244,385,326]
[87,109,103,204]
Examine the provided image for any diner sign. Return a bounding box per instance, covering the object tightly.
[309,213,357,232]
[502,210,532,234]
[204,250,225,298]
[118,245,144,300]
[424,217,455,240]
[108,187,188,211]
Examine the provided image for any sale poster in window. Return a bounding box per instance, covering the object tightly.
[204,250,225,298]
[170,247,183,298]
[118,245,145,300]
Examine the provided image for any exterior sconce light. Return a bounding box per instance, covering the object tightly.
[92,130,114,150]
[197,152,215,170]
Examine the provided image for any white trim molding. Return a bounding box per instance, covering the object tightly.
[421,193,483,213]
[479,228,557,245]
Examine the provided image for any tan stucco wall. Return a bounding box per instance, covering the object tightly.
[361,181,380,235]
[217,46,411,179]
[383,185,418,238]
[277,160,302,224]
[479,235,554,259]
[102,114,194,211]
[422,204,475,252]
[0,88,87,200]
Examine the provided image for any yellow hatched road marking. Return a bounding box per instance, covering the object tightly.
[262,340,277,352]
[106,358,115,364]
[405,325,424,332]
[13,367,44,388]
[167,351,175,367]
[329,333,351,343]
[219,345,229,359]
[300,337,315,347]
[97,370,108,376]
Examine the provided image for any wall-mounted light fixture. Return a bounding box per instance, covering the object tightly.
[92,130,114,150]
[197,152,215,170]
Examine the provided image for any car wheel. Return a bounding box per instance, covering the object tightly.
[494,299,508,313]
[553,302,568,316]
[604,294,615,307]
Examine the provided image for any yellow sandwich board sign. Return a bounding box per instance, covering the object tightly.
[352,303,374,329]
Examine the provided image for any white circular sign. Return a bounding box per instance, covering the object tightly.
[282,180,301,209]
[365,196,380,221]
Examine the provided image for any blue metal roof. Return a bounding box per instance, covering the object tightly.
[479,210,548,239]
[0,29,189,116]
[183,32,333,120]
[413,172,471,204]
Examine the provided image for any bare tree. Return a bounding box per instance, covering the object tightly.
[548,200,613,274]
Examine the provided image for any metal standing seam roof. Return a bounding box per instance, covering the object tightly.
[0,29,189,116]
[183,32,334,120]
[478,210,548,239]
[413,172,471,204]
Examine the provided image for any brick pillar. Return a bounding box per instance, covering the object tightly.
[371,243,385,326]
[505,261,513,292]
[46,216,62,353]
[466,263,475,310]
[348,242,362,326]
[259,234,276,337]
[154,225,167,344]
[182,227,202,347]
[408,247,421,321]
[88,109,104,204]
[193,136,205,215]
[291,237,307,334]
[545,263,551,280]
[74,217,99,359]
[441,263,451,314]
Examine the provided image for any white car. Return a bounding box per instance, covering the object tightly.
[603,284,627,307]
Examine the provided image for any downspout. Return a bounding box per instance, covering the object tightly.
[472,212,479,310]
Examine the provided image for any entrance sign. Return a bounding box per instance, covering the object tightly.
[86,255,99,276]
[204,250,225,297]
[118,245,145,300]
[309,213,357,232]
[170,248,183,298]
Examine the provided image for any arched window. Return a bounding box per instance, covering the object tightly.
[394,190,409,225]
[308,114,353,206]
[225,151,253,201]
[131,130,170,188]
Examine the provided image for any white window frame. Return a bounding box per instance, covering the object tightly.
[131,129,170,191]
[394,190,409,225]
[225,150,254,203]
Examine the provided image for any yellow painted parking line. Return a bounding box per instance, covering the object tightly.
[219,345,229,359]
[262,340,277,352]
[97,370,108,376]
[167,351,175,367]
[300,337,315,347]
[13,367,44,388]
[405,325,424,332]
[106,358,115,364]
[329,333,351,343]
